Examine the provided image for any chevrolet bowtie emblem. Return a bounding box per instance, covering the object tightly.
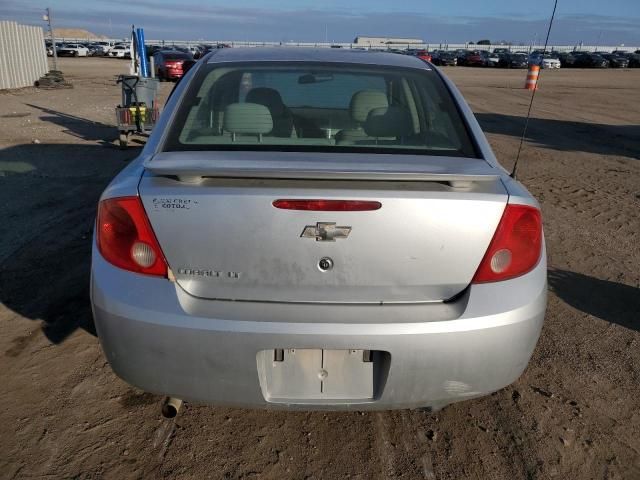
[301,222,352,242]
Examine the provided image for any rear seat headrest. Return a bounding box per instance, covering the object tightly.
[364,106,412,138]
[246,88,287,116]
[223,103,273,135]
[350,90,388,123]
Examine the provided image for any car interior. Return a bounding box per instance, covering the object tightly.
[167,65,475,156]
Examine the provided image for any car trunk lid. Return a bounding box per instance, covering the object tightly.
[139,151,508,304]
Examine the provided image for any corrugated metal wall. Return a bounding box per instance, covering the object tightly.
[0,21,48,90]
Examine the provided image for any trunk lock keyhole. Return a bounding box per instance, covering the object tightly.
[318,257,333,271]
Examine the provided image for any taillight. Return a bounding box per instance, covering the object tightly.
[96,196,167,277]
[472,204,542,283]
[273,199,382,211]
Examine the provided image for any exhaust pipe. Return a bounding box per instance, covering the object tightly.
[161,397,183,418]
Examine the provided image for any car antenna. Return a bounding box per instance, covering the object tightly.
[510,0,559,179]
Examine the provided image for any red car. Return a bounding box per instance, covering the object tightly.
[152,50,193,81]
[464,50,489,67]
[416,50,432,62]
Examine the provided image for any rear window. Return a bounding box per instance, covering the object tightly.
[162,52,191,60]
[163,62,477,157]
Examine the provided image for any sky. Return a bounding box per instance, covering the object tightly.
[2,0,640,45]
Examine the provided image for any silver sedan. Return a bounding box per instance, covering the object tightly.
[91,48,546,410]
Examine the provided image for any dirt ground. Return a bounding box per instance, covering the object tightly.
[1,57,639,479]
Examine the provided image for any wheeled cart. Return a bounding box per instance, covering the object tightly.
[115,75,160,148]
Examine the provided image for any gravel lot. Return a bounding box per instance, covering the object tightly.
[1,57,639,479]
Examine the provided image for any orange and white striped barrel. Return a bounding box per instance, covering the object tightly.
[524,64,540,90]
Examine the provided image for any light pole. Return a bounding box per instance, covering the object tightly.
[43,8,58,71]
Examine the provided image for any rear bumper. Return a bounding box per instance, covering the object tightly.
[91,245,546,410]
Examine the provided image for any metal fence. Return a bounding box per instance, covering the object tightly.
[0,21,48,90]
[52,37,640,54]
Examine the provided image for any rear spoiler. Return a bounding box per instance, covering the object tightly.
[144,151,502,183]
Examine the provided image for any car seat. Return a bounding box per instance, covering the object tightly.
[335,90,388,144]
[245,88,295,137]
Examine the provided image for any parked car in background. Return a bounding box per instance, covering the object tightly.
[464,50,489,67]
[609,50,640,67]
[431,51,457,66]
[498,53,528,68]
[542,55,561,69]
[152,50,194,81]
[492,48,510,55]
[187,45,204,59]
[108,45,131,59]
[627,53,640,68]
[485,51,500,67]
[415,50,432,62]
[94,41,114,55]
[529,53,561,69]
[454,49,471,65]
[573,53,609,68]
[557,52,577,67]
[601,53,629,68]
[91,47,546,411]
[85,43,103,57]
[57,43,90,57]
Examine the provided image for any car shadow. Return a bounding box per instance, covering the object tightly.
[0,142,139,348]
[548,269,639,332]
[24,103,118,145]
[475,113,640,160]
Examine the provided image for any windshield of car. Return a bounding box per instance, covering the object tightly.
[163,62,477,157]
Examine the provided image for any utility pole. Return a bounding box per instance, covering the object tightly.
[43,8,58,71]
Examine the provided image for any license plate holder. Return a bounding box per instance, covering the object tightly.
[258,349,374,401]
